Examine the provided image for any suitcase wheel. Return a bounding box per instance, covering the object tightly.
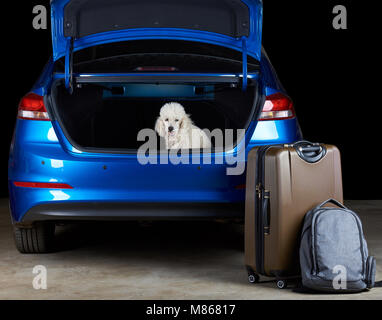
[276,279,288,289]
[248,273,260,284]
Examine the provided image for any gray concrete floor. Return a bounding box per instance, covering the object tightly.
[0,199,381,300]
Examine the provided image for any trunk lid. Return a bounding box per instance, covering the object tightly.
[51,0,263,61]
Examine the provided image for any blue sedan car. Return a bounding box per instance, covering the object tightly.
[9,0,302,253]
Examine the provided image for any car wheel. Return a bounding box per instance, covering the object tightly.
[13,223,55,254]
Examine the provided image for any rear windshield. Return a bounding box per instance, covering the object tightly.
[54,40,259,74]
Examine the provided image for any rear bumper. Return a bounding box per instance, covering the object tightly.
[17,202,244,225]
[9,118,301,223]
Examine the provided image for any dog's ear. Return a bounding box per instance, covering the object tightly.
[180,114,192,131]
[155,117,166,137]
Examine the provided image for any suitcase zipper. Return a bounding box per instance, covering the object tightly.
[254,144,285,275]
[255,184,262,199]
[254,146,272,275]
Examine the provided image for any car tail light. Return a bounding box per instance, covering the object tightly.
[259,93,295,121]
[13,182,73,189]
[18,93,50,121]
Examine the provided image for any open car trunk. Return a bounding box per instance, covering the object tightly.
[51,80,258,152]
[51,40,260,152]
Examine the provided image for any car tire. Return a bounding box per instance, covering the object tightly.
[13,223,55,254]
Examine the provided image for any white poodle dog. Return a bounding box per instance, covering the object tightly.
[155,102,211,150]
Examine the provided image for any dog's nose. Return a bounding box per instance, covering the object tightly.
[168,126,174,132]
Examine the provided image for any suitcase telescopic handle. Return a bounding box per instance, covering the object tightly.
[294,141,327,163]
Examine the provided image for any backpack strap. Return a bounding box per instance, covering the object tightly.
[318,198,347,209]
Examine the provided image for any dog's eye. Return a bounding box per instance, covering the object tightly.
[175,119,179,122]
[165,119,169,122]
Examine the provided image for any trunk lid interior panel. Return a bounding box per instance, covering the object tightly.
[51,0,263,61]
[63,0,250,39]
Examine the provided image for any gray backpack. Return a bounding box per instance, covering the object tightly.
[300,199,376,292]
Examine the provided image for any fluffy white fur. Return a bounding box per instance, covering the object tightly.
[155,102,211,150]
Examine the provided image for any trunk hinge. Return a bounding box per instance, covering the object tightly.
[65,37,74,94]
[241,36,248,91]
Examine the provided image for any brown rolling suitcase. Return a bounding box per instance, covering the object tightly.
[245,141,343,289]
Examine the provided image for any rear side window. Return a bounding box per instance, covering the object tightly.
[54,40,259,74]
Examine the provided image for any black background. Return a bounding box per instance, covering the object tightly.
[1,1,380,199]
